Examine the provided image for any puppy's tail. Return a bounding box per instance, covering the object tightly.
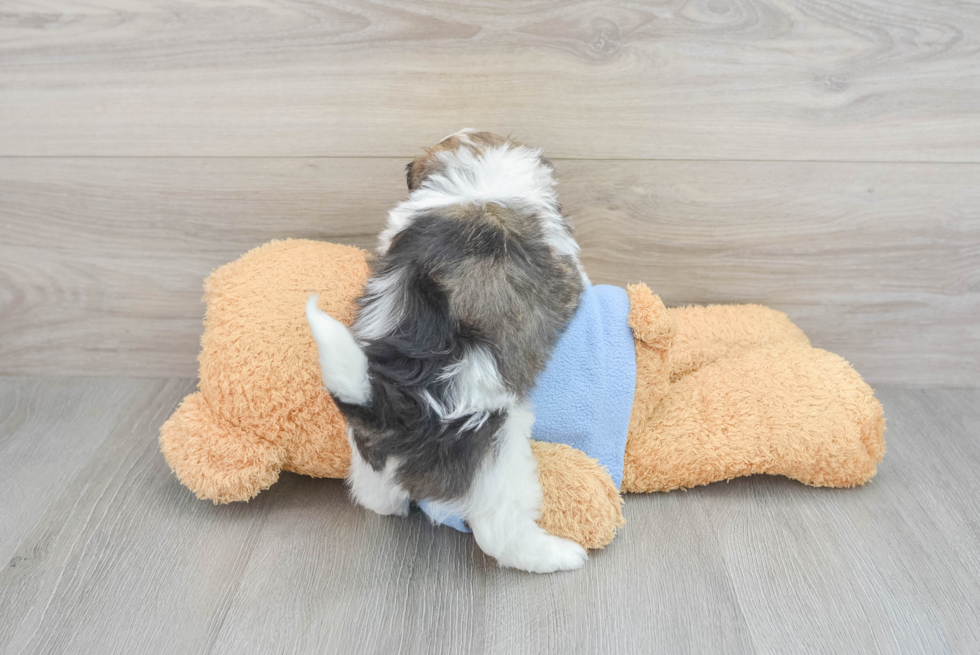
[306,293,371,406]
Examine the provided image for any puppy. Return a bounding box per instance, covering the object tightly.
[307,130,589,572]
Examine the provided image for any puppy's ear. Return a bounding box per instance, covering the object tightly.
[405,161,418,191]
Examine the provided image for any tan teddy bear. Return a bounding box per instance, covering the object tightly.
[160,239,886,549]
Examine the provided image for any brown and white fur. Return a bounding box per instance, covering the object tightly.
[307,130,589,573]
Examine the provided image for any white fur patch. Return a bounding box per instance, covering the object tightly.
[464,404,588,573]
[378,145,557,251]
[353,268,406,342]
[430,346,515,431]
[423,145,559,213]
[306,293,371,406]
[414,346,518,432]
[377,143,589,285]
[346,428,410,517]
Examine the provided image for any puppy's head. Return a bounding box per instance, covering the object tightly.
[380,129,576,278]
[405,129,515,191]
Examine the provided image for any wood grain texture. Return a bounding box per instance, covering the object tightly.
[2,157,977,385]
[1,378,979,654]
[702,388,980,653]
[1,0,979,159]
[566,160,980,387]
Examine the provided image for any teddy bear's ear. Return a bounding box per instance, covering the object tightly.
[626,283,674,350]
[625,283,675,417]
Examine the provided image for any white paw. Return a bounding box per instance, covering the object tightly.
[495,533,588,574]
[360,493,410,517]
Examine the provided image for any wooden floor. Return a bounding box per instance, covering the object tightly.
[0,377,977,655]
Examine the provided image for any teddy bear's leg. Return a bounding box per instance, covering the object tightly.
[626,284,811,382]
[160,392,287,503]
[667,303,811,380]
[621,346,886,493]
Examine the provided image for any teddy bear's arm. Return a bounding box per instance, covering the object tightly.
[532,440,625,549]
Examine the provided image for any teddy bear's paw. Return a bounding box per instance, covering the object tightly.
[159,392,286,503]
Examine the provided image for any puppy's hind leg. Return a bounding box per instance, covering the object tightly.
[347,430,411,517]
[466,404,588,573]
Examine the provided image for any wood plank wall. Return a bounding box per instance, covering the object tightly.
[1,0,978,385]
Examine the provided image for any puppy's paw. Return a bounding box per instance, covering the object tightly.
[360,493,410,517]
[496,533,588,574]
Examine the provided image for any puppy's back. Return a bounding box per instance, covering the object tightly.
[377,202,582,392]
[336,201,581,501]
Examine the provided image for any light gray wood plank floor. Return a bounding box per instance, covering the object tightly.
[1,377,977,655]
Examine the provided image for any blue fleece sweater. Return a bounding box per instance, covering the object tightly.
[418,284,637,532]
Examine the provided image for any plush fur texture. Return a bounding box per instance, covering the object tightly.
[159,240,886,551]
[622,283,886,492]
